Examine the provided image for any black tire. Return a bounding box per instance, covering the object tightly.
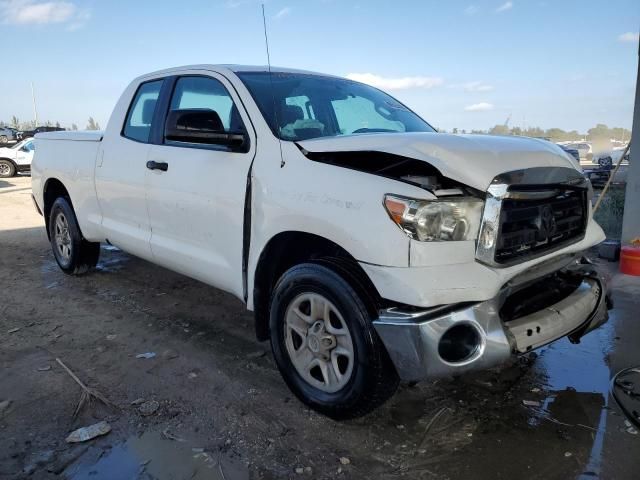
[269,263,399,420]
[0,159,16,178]
[49,197,100,275]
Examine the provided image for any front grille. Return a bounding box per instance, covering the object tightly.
[494,188,587,264]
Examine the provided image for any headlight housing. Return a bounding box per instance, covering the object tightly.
[384,194,484,242]
[564,152,583,173]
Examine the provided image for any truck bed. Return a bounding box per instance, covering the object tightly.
[36,131,104,142]
[31,131,105,242]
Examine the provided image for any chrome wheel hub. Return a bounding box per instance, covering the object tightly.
[0,164,9,175]
[284,293,354,393]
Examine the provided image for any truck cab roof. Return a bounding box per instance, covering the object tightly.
[136,64,339,82]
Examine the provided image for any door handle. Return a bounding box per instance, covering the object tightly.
[146,160,168,172]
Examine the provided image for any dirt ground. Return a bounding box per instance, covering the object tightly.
[1,175,639,480]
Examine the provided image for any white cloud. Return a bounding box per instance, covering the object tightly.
[274,7,291,20]
[225,0,254,7]
[455,81,494,92]
[464,5,479,15]
[464,102,494,112]
[1,0,88,28]
[66,7,89,30]
[495,1,513,13]
[618,32,639,43]
[345,73,444,90]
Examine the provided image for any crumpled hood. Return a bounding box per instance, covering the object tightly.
[298,132,577,191]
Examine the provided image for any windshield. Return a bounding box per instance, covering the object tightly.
[237,72,435,141]
[11,139,29,150]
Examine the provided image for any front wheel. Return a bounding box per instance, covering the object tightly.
[0,159,15,177]
[0,135,7,145]
[49,197,100,274]
[269,263,399,419]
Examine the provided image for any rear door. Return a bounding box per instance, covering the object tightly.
[145,72,256,299]
[95,78,164,260]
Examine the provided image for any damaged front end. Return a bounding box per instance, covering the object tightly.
[372,258,612,382]
[295,138,610,382]
[297,146,481,196]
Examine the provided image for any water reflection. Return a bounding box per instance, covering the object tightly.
[534,312,617,478]
[66,431,248,480]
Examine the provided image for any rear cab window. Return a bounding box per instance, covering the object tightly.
[122,80,163,143]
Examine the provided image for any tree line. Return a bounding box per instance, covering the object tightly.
[445,123,631,143]
[0,116,101,131]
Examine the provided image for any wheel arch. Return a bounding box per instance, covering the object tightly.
[252,231,383,341]
[42,178,73,239]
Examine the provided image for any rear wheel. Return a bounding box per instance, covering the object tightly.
[49,197,100,274]
[0,159,15,177]
[269,263,399,419]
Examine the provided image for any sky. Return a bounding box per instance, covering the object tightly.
[1,0,639,132]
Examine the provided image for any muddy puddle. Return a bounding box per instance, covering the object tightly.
[65,431,249,480]
[528,311,618,478]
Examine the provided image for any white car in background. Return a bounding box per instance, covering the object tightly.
[0,137,35,177]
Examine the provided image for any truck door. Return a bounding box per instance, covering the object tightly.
[145,73,256,299]
[15,139,35,166]
[95,79,163,260]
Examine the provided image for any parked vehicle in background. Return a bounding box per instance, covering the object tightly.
[0,126,17,144]
[592,145,631,168]
[583,146,631,188]
[17,126,65,141]
[568,142,592,162]
[558,143,580,162]
[31,65,611,418]
[0,137,35,177]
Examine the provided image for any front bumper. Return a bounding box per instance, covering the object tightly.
[373,260,610,381]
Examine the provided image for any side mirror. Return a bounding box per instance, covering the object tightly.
[165,109,248,152]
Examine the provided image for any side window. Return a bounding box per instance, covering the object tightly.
[24,141,35,152]
[123,80,163,143]
[285,95,315,120]
[280,95,324,140]
[168,76,245,133]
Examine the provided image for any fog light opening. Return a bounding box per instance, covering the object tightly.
[438,323,482,363]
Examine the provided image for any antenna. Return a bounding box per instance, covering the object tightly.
[262,4,285,167]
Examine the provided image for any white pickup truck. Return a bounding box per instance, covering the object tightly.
[32,65,610,419]
[0,137,36,177]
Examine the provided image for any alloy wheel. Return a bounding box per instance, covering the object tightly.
[284,292,354,393]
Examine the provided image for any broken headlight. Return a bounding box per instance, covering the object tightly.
[384,195,484,241]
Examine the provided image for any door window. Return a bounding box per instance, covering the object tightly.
[123,80,163,143]
[168,76,246,134]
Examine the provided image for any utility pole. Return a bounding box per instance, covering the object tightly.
[620,43,639,243]
[30,81,39,127]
